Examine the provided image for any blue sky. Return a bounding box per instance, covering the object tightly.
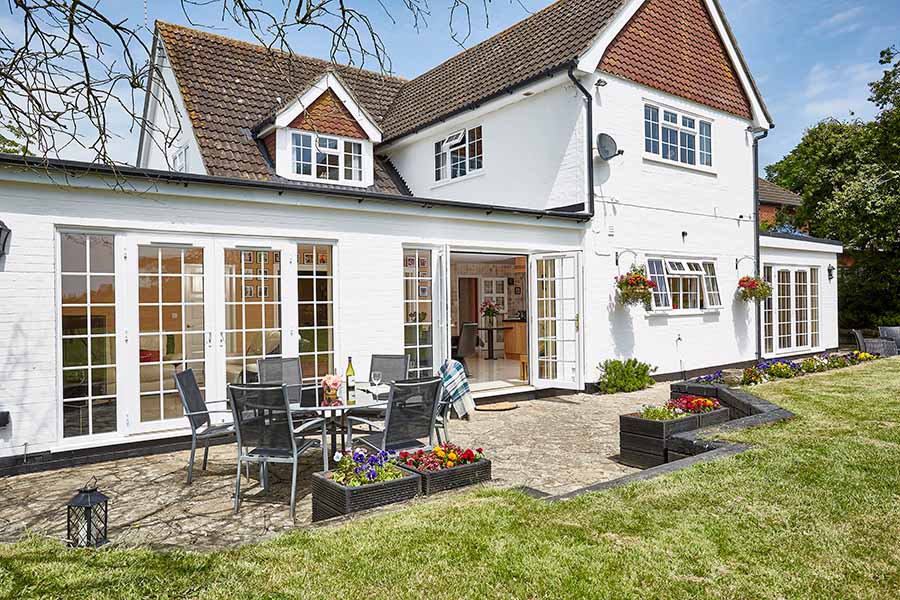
[5,0,899,172]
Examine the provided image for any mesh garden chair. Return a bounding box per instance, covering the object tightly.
[174,368,235,484]
[256,357,327,470]
[347,354,410,440]
[356,376,443,453]
[878,326,900,352]
[451,323,478,376]
[851,329,898,357]
[228,383,318,518]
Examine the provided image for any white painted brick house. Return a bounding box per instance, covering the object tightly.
[0,0,841,464]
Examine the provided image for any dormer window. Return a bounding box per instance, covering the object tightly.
[291,132,363,184]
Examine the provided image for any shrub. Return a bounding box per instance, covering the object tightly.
[596,359,656,394]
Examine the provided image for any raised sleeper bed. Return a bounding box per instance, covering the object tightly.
[399,459,492,495]
[311,469,421,522]
[619,407,730,468]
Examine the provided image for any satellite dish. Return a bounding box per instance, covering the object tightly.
[596,133,623,161]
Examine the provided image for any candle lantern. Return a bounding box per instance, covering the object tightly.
[66,477,109,548]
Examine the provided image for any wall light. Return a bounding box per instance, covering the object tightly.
[0,221,10,258]
[828,264,835,281]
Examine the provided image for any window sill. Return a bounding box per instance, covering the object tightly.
[643,153,716,176]
[645,308,721,318]
[430,169,485,190]
[279,171,370,188]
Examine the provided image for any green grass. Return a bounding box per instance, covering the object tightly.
[3,360,900,599]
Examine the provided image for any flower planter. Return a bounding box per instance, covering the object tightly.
[619,407,731,469]
[399,459,492,495]
[311,469,421,522]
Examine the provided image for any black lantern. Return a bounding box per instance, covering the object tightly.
[0,220,10,257]
[66,477,109,548]
[828,264,836,281]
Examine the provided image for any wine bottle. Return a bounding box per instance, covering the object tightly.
[346,357,356,405]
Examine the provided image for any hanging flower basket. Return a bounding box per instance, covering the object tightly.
[615,265,656,308]
[737,276,772,302]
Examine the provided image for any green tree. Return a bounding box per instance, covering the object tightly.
[766,45,900,328]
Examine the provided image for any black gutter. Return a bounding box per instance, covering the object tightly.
[568,63,595,217]
[0,153,588,222]
[751,127,769,360]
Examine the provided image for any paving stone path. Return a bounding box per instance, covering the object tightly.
[0,385,668,550]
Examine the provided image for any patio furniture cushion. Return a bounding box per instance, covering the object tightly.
[878,326,900,350]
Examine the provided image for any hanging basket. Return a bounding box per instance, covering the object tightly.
[616,265,656,308]
[737,276,772,302]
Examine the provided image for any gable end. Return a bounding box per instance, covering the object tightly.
[599,0,753,120]
[287,89,368,139]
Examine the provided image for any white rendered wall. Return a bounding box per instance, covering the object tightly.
[384,79,585,211]
[0,172,582,459]
[582,73,760,378]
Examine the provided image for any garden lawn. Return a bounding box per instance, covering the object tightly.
[3,360,900,599]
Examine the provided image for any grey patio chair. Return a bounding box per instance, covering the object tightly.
[433,389,453,444]
[228,383,319,518]
[174,368,235,484]
[256,357,327,470]
[452,323,478,376]
[357,376,443,453]
[347,354,410,439]
[878,326,900,352]
[851,329,898,357]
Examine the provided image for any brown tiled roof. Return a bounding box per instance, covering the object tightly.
[286,89,367,139]
[758,178,802,207]
[599,0,752,120]
[380,0,626,141]
[156,21,404,189]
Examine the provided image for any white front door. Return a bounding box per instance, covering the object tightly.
[121,234,295,434]
[529,252,583,390]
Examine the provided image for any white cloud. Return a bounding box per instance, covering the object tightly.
[799,61,881,121]
[812,6,865,36]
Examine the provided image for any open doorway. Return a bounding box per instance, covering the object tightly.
[450,252,529,392]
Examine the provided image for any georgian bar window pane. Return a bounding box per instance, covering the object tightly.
[763,266,774,353]
[434,126,483,182]
[316,136,340,181]
[403,249,434,377]
[647,258,670,308]
[60,233,117,437]
[343,141,362,181]
[810,268,820,347]
[644,105,660,154]
[298,244,335,387]
[644,104,711,168]
[293,133,312,176]
[777,270,792,349]
[699,121,713,166]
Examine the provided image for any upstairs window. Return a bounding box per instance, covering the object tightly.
[170,145,187,172]
[644,104,712,168]
[646,257,722,311]
[435,125,483,182]
[292,132,364,184]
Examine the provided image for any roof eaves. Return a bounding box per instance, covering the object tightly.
[760,230,842,247]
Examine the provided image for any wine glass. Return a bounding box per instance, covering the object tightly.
[371,371,383,387]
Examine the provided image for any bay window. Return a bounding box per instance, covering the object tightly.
[644,103,712,168]
[434,125,483,182]
[646,257,722,311]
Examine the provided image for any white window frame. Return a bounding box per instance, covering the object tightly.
[434,125,483,183]
[646,257,722,312]
[290,130,367,185]
[643,102,714,172]
[170,145,187,173]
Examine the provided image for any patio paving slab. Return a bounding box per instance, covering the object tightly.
[0,385,667,550]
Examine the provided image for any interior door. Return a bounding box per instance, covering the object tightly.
[123,234,216,434]
[529,252,583,390]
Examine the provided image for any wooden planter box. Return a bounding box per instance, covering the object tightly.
[311,469,421,522]
[399,459,492,495]
[619,407,730,469]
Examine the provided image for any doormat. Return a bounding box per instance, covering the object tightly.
[475,402,518,412]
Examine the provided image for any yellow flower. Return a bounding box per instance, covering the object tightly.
[448,452,457,461]
[435,448,445,458]
[446,461,454,468]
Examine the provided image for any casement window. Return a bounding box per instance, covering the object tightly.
[292,132,363,183]
[764,265,821,354]
[434,125,483,182]
[646,258,722,311]
[644,103,712,168]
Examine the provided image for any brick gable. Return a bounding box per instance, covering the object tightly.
[599,0,753,120]
[288,89,368,139]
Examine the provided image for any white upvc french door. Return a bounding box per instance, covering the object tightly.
[434,245,452,370]
[529,251,583,390]
[122,233,217,434]
[210,239,297,403]
[121,234,295,434]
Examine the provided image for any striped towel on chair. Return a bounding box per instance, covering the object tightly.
[439,359,476,418]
